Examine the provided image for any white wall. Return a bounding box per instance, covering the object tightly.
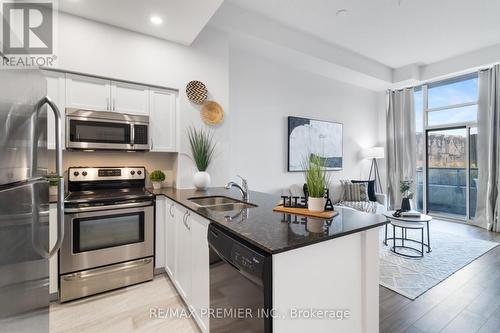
[229,46,382,194]
[55,13,230,188]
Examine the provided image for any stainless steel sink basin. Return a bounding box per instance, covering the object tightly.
[204,202,256,212]
[188,196,241,206]
[188,196,257,211]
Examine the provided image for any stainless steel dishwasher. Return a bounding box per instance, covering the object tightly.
[208,224,272,333]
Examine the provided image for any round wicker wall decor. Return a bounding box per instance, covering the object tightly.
[186,80,208,105]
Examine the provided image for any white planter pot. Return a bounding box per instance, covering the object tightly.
[307,218,325,233]
[193,171,211,190]
[308,197,325,212]
[49,186,58,196]
[152,181,162,190]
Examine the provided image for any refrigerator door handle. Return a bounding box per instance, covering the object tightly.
[35,96,65,258]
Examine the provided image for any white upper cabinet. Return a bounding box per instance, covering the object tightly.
[110,81,149,115]
[65,74,111,111]
[43,70,66,150]
[149,89,178,152]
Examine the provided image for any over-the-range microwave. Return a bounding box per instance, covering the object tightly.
[66,108,149,151]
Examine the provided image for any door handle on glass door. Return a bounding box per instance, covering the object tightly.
[34,96,64,258]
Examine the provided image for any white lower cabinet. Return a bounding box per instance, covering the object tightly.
[164,199,176,277]
[190,213,210,332]
[174,206,192,301]
[165,200,209,333]
[155,197,166,269]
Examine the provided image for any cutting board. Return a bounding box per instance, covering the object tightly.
[273,205,339,219]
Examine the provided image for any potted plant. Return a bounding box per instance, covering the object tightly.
[303,154,330,212]
[150,170,165,190]
[47,172,62,196]
[399,178,414,211]
[187,126,216,190]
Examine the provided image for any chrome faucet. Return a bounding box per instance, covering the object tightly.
[225,175,248,202]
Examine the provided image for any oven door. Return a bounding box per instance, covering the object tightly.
[66,116,135,150]
[60,201,154,274]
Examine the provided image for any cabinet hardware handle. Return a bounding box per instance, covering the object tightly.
[185,211,191,230]
[169,204,174,218]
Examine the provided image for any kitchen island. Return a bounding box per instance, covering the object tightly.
[152,187,387,333]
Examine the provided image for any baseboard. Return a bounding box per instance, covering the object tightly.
[154,267,166,275]
[49,292,59,302]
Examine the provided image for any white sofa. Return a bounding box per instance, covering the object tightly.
[287,181,387,214]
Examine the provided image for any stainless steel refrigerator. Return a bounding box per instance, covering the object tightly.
[0,66,64,332]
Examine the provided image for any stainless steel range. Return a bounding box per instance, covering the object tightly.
[60,167,154,302]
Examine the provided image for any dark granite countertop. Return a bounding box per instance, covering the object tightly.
[150,187,388,255]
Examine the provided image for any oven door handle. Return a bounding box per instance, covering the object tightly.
[65,201,153,213]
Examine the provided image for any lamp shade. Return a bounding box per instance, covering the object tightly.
[362,147,384,159]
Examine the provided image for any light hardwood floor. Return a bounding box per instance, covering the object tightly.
[50,220,499,333]
[380,219,500,333]
[50,275,200,333]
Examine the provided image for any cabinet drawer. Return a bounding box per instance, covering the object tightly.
[59,257,153,302]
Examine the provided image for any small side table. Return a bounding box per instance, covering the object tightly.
[383,211,432,258]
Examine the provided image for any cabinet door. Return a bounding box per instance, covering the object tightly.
[149,89,177,152]
[155,197,166,269]
[191,215,209,333]
[43,70,66,150]
[174,207,191,302]
[111,81,149,115]
[65,73,111,111]
[165,199,176,278]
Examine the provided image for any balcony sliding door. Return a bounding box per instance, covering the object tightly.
[416,74,478,222]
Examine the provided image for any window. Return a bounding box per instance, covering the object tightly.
[414,73,478,222]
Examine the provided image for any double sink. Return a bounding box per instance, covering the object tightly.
[188,196,257,212]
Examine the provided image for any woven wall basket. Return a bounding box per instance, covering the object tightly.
[201,100,224,125]
[186,80,208,105]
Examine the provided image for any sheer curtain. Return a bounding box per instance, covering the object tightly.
[386,88,416,210]
[475,66,500,231]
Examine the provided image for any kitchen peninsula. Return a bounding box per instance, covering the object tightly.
[152,187,387,333]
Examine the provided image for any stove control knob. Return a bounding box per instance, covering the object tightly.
[137,170,142,175]
[73,171,79,177]
[131,170,135,175]
[82,171,88,176]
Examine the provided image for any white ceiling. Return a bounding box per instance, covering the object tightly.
[229,0,500,68]
[59,0,224,45]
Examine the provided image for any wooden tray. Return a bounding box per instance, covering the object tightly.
[273,205,339,219]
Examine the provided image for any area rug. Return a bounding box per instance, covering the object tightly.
[379,227,499,300]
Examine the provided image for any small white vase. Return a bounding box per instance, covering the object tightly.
[152,181,162,190]
[307,218,325,233]
[308,197,326,212]
[49,185,58,196]
[193,171,211,190]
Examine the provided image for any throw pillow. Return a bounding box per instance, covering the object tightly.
[342,182,369,202]
[351,179,377,202]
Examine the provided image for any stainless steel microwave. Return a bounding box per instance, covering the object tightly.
[66,108,149,151]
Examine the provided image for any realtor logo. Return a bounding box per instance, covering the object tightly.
[2,1,53,54]
[1,0,57,67]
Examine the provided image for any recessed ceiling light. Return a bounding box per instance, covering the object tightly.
[336,9,348,17]
[150,16,163,25]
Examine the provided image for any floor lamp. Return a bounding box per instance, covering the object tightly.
[362,147,384,193]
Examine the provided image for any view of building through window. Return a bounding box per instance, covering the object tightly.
[414,75,478,221]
